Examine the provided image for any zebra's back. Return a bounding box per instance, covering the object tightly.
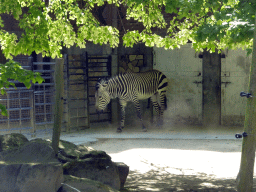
[115,70,168,100]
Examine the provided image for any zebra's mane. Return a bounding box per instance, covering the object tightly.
[95,78,109,90]
[95,72,134,90]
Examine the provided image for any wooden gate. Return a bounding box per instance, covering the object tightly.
[87,54,112,123]
[66,53,111,131]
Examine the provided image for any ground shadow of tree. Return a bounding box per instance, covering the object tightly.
[120,161,256,192]
[121,170,237,192]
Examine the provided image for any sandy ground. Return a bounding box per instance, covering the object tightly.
[10,123,256,191]
[84,124,256,192]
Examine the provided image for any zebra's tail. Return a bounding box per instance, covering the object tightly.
[163,94,167,110]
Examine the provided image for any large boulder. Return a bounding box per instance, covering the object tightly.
[0,140,59,163]
[0,135,64,192]
[0,133,129,191]
[58,175,119,192]
[56,140,129,190]
[63,150,121,190]
[115,162,129,189]
[0,163,63,192]
[0,133,29,152]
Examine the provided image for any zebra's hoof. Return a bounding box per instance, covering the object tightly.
[156,120,164,127]
[142,128,147,132]
[116,128,123,133]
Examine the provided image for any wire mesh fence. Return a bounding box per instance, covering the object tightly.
[0,60,55,135]
[0,53,112,135]
[0,89,34,133]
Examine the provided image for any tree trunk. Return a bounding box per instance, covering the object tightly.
[236,12,256,192]
[52,58,64,155]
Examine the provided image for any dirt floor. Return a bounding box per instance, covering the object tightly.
[85,124,256,192]
[13,122,256,192]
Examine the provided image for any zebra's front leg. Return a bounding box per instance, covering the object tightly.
[117,101,126,133]
[133,99,147,132]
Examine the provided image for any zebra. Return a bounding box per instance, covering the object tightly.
[95,70,168,133]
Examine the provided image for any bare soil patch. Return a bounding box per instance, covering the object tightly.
[89,137,256,192]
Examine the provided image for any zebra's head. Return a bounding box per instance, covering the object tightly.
[95,78,111,112]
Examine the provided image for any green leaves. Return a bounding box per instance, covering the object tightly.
[0,60,44,89]
[0,60,44,115]
[0,0,254,58]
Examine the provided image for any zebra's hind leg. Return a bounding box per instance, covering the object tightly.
[150,94,163,127]
[133,98,147,132]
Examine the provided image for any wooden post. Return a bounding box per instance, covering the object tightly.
[236,12,256,192]
[63,54,70,132]
[52,58,64,155]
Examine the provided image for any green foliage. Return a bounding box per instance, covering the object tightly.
[0,60,44,115]
[0,0,254,56]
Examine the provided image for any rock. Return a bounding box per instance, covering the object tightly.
[58,175,119,192]
[0,135,64,192]
[63,151,120,190]
[30,138,95,163]
[0,162,63,192]
[0,133,29,152]
[0,140,59,164]
[0,134,128,191]
[115,162,129,189]
[79,150,111,160]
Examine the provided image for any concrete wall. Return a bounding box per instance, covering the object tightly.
[153,44,250,126]
[153,44,202,126]
[221,49,250,125]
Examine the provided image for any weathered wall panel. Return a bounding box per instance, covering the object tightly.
[153,44,202,126]
[202,51,221,126]
[153,45,250,126]
[221,49,250,126]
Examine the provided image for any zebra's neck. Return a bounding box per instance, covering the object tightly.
[107,76,123,99]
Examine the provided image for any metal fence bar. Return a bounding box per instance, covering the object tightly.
[0,57,55,134]
[0,89,34,133]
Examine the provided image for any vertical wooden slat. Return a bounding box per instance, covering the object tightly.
[85,52,90,128]
[202,50,221,126]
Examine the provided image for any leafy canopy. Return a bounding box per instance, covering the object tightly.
[0,0,255,59]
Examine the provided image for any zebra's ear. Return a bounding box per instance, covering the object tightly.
[102,78,109,87]
[95,83,100,91]
[95,78,102,90]
[96,78,108,90]
[97,78,102,83]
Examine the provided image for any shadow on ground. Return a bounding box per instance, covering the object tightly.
[122,170,238,192]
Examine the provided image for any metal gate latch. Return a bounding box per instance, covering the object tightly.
[240,91,252,98]
[235,132,248,138]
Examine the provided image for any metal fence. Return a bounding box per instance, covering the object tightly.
[33,61,55,131]
[0,59,55,134]
[0,88,34,133]
[0,53,112,134]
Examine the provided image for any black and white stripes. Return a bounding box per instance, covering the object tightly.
[95,70,168,132]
